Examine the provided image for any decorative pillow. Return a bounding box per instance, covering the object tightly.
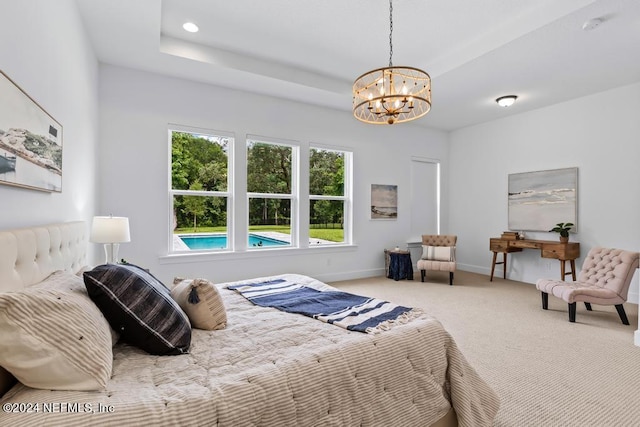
[83,263,191,356]
[0,272,113,391]
[421,245,453,261]
[172,278,227,330]
[33,270,119,346]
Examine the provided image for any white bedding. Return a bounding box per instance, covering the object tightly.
[0,273,499,427]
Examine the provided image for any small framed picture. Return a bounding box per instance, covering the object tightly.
[371,184,398,220]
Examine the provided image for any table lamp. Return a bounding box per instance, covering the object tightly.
[90,216,130,264]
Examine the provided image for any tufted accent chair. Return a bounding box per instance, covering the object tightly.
[417,235,457,286]
[536,247,639,324]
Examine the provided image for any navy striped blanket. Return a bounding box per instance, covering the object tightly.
[227,278,422,333]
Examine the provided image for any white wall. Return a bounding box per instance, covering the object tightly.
[98,65,450,285]
[5,1,635,301]
[0,0,99,233]
[449,82,640,302]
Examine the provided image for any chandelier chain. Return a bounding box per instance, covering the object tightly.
[388,0,393,67]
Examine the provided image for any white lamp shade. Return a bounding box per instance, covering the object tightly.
[90,216,131,243]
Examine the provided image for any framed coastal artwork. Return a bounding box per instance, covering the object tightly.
[508,167,577,232]
[0,70,63,192]
[371,184,398,220]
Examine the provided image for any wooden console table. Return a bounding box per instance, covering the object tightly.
[489,238,580,282]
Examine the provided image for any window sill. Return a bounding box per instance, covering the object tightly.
[159,244,358,265]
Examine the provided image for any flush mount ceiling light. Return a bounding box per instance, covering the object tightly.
[353,0,431,125]
[496,95,517,107]
[182,22,199,33]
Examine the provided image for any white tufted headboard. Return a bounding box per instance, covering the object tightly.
[0,221,88,395]
[0,221,88,293]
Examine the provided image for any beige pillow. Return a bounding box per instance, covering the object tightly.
[172,278,227,330]
[34,270,119,346]
[421,245,453,261]
[0,272,113,391]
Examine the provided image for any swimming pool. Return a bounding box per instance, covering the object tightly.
[179,233,289,250]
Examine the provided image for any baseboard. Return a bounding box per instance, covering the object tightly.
[635,330,640,347]
[457,263,491,276]
[314,268,383,283]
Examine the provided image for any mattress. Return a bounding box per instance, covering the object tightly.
[0,273,499,426]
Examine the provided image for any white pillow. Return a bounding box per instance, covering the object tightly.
[421,245,453,261]
[0,271,113,391]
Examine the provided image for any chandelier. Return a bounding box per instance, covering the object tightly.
[353,0,431,125]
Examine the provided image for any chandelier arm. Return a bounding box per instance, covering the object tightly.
[358,95,430,106]
[360,95,430,116]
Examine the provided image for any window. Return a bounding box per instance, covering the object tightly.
[309,147,351,245]
[168,128,352,254]
[246,138,296,249]
[170,129,231,252]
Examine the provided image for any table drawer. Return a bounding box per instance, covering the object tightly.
[542,249,561,259]
[490,239,509,251]
[511,240,542,249]
[490,239,523,252]
[542,245,579,259]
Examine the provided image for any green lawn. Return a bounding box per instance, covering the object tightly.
[309,228,343,242]
[175,224,343,242]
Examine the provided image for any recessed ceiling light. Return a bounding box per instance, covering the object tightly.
[496,95,517,108]
[582,18,603,31]
[183,22,199,33]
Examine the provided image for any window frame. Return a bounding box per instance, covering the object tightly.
[309,144,353,246]
[246,135,299,250]
[168,125,234,254]
[165,128,354,258]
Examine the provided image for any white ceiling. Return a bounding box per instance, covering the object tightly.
[75,0,640,131]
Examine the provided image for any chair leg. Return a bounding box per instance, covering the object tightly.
[568,302,576,322]
[420,270,425,282]
[584,302,592,311]
[615,304,630,325]
[541,292,548,310]
[449,272,453,286]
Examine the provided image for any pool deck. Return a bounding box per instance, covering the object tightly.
[252,231,333,246]
[173,231,334,251]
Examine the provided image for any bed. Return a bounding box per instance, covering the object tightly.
[0,222,499,426]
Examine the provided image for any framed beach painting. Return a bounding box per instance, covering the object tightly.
[0,70,62,192]
[508,167,577,232]
[371,184,398,220]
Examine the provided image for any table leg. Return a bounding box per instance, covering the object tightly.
[570,260,577,281]
[503,253,507,279]
[490,252,498,281]
[560,260,566,281]
[490,252,508,281]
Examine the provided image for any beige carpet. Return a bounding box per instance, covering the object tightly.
[329,270,640,427]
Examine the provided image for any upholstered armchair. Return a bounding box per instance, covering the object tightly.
[417,235,457,286]
[536,247,639,324]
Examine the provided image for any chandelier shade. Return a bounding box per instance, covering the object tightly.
[353,66,431,125]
